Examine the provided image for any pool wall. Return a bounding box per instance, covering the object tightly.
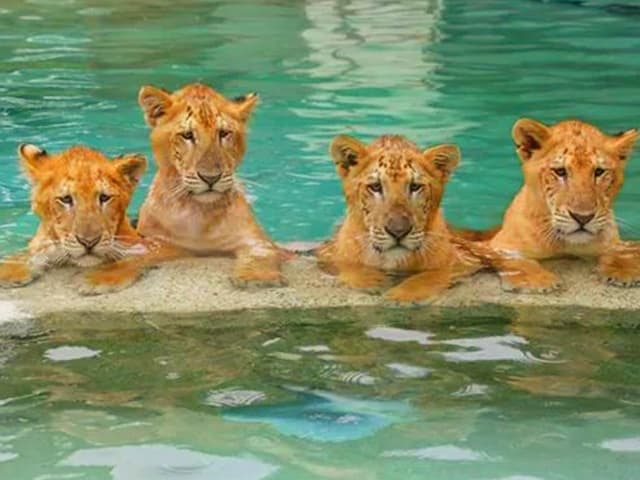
[2,257,638,324]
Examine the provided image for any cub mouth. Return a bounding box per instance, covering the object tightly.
[73,254,105,268]
[190,190,224,202]
[564,228,596,244]
[374,242,416,254]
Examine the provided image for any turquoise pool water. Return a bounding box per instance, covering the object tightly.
[1,307,640,479]
[0,0,639,254]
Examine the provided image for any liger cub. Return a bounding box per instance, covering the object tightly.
[131,82,287,287]
[487,118,640,292]
[0,144,148,292]
[317,134,486,303]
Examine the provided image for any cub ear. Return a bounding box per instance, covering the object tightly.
[18,143,49,184]
[231,92,259,122]
[512,118,551,161]
[423,144,460,181]
[138,85,173,127]
[114,154,147,187]
[610,128,639,161]
[329,135,367,179]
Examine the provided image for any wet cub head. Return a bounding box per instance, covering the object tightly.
[330,134,459,253]
[139,83,258,203]
[513,118,638,244]
[20,144,145,266]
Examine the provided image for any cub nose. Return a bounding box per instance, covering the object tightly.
[197,172,222,187]
[568,211,595,227]
[76,235,101,252]
[385,215,412,241]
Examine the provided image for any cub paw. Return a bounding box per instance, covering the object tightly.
[601,272,640,288]
[232,270,288,289]
[383,285,435,305]
[339,270,389,293]
[599,251,640,288]
[499,270,562,294]
[76,268,142,296]
[0,264,37,288]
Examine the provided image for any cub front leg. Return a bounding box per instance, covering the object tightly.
[493,256,562,293]
[323,261,390,292]
[78,242,185,296]
[384,268,452,303]
[0,253,41,288]
[232,244,287,288]
[79,260,147,296]
[599,242,640,288]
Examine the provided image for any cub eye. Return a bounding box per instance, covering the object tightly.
[57,195,73,206]
[552,167,567,178]
[99,193,112,205]
[180,130,195,142]
[409,182,424,193]
[367,182,383,194]
[218,129,232,141]
[594,167,605,178]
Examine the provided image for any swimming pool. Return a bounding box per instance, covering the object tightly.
[0,0,638,255]
[1,307,640,479]
[1,1,639,478]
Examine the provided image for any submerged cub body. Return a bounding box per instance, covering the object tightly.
[488,118,640,292]
[0,145,147,289]
[317,134,485,302]
[135,83,287,287]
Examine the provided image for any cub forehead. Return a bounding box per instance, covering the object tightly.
[366,151,422,181]
[47,161,118,193]
[549,143,612,168]
[177,100,237,131]
[175,86,239,126]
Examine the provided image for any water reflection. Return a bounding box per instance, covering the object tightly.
[382,444,491,461]
[43,346,100,362]
[439,335,548,363]
[61,444,278,480]
[600,437,640,452]
[366,326,432,345]
[294,0,453,139]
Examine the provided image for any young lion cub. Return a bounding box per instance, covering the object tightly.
[132,83,287,287]
[0,144,148,291]
[317,134,485,302]
[488,118,640,292]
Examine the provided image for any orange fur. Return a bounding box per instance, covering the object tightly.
[489,118,640,292]
[0,145,149,292]
[317,134,485,303]
[449,224,500,242]
[135,83,286,287]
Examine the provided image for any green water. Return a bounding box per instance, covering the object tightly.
[0,0,639,254]
[1,307,640,479]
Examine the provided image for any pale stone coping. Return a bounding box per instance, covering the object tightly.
[0,256,638,325]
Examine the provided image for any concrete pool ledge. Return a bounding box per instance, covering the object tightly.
[0,256,638,324]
